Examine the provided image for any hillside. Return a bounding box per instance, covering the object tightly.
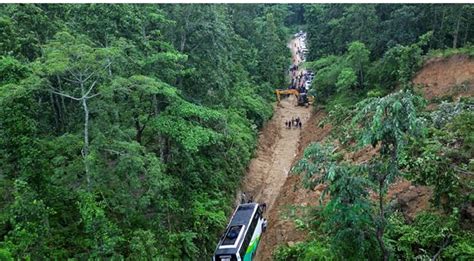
[414,55,474,101]
[269,52,474,259]
[0,4,290,259]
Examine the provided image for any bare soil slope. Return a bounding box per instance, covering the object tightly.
[413,55,474,100]
[240,46,473,260]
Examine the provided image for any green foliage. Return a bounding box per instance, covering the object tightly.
[305,4,473,61]
[273,240,333,261]
[153,115,221,153]
[1,3,472,259]
[306,5,442,107]
[395,32,432,85]
[352,89,426,151]
[401,137,460,209]
[321,170,378,259]
[295,4,474,260]
[293,143,380,259]
[346,41,370,88]
[230,83,273,128]
[129,229,158,260]
[386,211,474,260]
[4,180,54,260]
[307,55,344,104]
[0,4,281,259]
[0,247,13,261]
[77,192,123,258]
[255,11,290,88]
[336,67,357,92]
[0,56,29,85]
[295,90,427,259]
[401,104,474,211]
[427,44,474,59]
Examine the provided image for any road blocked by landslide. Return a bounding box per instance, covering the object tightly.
[239,37,315,260]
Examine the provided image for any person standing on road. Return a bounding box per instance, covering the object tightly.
[262,218,268,232]
[241,192,247,204]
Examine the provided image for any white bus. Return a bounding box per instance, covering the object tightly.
[213,203,264,261]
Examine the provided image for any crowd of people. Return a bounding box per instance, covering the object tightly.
[285,116,302,129]
[289,31,314,96]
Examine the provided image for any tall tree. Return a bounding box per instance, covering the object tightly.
[346,41,370,88]
[41,32,115,189]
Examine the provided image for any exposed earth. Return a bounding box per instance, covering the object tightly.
[236,37,472,259]
[414,55,474,101]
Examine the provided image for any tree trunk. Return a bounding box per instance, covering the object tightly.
[453,12,462,49]
[152,94,159,116]
[180,31,187,52]
[57,76,67,130]
[50,91,60,133]
[104,35,113,77]
[438,8,447,48]
[135,118,143,144]
[107,57,112,76]
[463,21,469,46]
[359,60,364,88]
[159,135,166,162]
[80,80,91,189]
[180,14,189,52]
[159,137,171,164]
[376,176,389,261]
[429,5,438,50]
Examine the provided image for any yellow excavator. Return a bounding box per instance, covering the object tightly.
[275,89,314,107]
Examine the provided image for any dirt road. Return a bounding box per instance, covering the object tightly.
[242,96,310,211]
[239,37,318,260]
[242,37,307,211]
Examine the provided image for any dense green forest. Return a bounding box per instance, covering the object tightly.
[275,4,474,260]
[0,4,290,259]
[0,3,473,260]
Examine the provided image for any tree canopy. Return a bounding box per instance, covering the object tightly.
[0,4,289,259]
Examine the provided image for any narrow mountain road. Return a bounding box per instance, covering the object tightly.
[242,96,310,211]
[240,37,313,260]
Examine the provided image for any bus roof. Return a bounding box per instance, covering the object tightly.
[229,203,257,227]
[214,203,259,256]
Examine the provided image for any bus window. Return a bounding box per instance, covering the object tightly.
[223,225,243,246]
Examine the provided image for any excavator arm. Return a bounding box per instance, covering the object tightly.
[275,89,315,107]
[275,89,299,104]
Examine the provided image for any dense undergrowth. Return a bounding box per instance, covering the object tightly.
[0,4,291,259]
[275,4,474,260]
